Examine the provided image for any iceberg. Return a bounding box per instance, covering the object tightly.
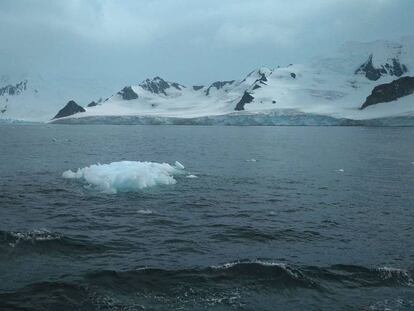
[63,161,185,193]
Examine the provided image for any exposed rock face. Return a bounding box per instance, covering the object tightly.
[192,85,204,91]
[53,100,85,119]
[205,80,235,96]
[118,86,138,100]
[355,55,408,81]
[259,73,268,82]
[290,73,297,79]
[139,77,184,95]
[171,82,183,90]
[361,76,414,109]
[235,91,254,111]
[0,80,27,96]
[87,101,98,107]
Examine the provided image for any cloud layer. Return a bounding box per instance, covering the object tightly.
[1,0,413,86]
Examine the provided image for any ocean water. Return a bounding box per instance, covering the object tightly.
[0,124,413,311]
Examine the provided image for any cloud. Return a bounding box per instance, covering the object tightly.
[0,0,412,85]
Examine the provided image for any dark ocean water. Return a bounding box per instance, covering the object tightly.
[0,125,413,311]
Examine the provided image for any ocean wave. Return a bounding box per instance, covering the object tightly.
[1,261,413,311]
[210,226,326,243]
[0,229,62,248]
[0,229,107,255]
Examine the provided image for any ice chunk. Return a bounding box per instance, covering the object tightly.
[63,161,184,193]
[137,209,153,215]
[186,174,198,178]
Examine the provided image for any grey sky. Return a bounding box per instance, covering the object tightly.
[1,0,413,86]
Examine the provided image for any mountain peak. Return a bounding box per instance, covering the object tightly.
[118,86,138,100]
[139,76,185,95]
[0,80,28,96]
[355,54,408,81]
[53,100,85,119]
[205,80,235,96]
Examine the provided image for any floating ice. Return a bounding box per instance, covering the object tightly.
[63,161,185,193]
[337,169,345,172]
[137,209,153,215]
[246,159,257,162]
[186,174,198,179]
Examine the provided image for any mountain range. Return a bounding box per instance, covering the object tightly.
[1,37,414,125]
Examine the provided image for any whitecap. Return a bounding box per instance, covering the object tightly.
[8,229,61,247]
[246,159,257,162]
[137,209,153,215]
[376,267,413,286]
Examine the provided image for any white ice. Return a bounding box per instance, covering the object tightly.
[62,161,185,193]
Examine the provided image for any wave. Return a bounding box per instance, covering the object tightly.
[0,229,108,256]
[1,261,413,310]
[210,226,326,243]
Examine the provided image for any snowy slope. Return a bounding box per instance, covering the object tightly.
[3,37,414,124]
[54,37,414,125]
[0,73,112,122]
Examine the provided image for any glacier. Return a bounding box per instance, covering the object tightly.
[62,161,185,194]
[52,110,414,126]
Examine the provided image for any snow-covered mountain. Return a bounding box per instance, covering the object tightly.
[2,37,414,125]
[0,73,112,122]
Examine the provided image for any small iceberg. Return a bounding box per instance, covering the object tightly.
[137,209,153,215]
[63,161,185,193]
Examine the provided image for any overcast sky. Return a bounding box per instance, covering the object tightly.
[1,0,413,86]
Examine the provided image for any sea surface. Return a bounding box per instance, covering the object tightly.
[0,125,413,311]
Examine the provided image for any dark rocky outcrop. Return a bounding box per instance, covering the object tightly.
[140,77,170,95]
[234,91,254,111]
[360,76,414,109]
[290,73,296,79]
[355,55,408,81]
[252,84,261,90]
[0,80,27,96]
[87,101,98,107]
[259,73,268,82]
[171,82,184,90]
[118,86,138,100]
[251,73,268,87]
[192,85,204,91]
[205,80,235,96]
[53,100,85,119]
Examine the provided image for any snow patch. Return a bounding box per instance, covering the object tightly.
[63,161,185,193]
